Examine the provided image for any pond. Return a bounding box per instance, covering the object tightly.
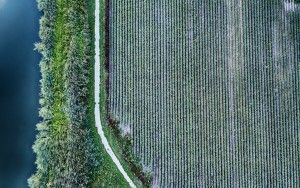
[0,0,40,187]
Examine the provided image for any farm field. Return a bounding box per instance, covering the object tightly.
[108,0,300,187]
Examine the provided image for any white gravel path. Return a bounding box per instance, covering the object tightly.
[94,0,136,187]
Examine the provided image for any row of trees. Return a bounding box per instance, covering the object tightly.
[28,0,101,187]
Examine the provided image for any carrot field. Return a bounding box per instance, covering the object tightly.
[108,0,300,187]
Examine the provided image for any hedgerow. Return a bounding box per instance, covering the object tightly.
[28,0,101,187]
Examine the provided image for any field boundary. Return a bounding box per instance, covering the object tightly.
[94,0,136,187]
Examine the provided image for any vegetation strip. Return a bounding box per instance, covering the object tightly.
[29,0,101,187]
[94,0,136,187]
[30,0,134,187]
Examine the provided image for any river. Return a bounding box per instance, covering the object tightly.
[0,0,40,187]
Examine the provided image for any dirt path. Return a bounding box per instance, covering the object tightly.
[94,0,136,187]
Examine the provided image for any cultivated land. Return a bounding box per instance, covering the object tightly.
[109,0,300,187]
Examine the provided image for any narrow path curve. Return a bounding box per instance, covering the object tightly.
[94,0,136,187]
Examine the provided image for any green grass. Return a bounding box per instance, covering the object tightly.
[52,0,69,137]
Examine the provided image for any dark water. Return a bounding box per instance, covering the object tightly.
[0,0,40,187]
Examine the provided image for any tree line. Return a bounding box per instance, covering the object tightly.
[28,0,101,187]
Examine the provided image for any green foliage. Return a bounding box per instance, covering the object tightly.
[30,0,144,187]
[28,0,56,187]
[29,0,101,187]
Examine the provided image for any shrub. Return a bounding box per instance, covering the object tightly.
[29,0,101,187]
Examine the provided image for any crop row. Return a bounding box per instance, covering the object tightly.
[108,0,300,187]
